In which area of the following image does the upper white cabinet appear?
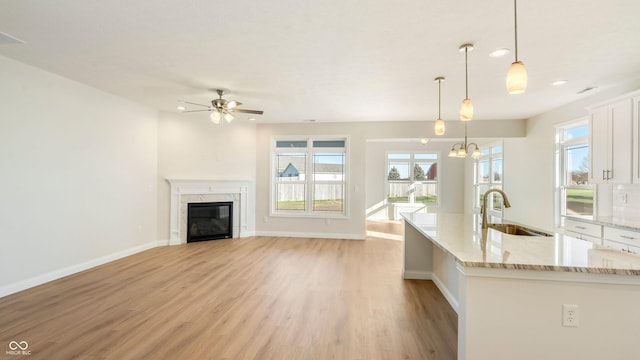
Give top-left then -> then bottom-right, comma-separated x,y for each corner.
589,98 -> 633,184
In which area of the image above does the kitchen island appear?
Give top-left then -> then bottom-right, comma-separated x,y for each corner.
402,212 -> 640,360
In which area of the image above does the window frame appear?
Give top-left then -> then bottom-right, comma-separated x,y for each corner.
555,119 -> 594,226
271,136 -> 349,218
473,142 -> 504,219
385,151 -> 440,205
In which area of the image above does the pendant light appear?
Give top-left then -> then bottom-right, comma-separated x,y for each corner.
506,0 -> 527,94
434,76 -> 446,135
459,43 -> 474,121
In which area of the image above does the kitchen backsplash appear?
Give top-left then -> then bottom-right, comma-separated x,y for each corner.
611,184 -> 640,217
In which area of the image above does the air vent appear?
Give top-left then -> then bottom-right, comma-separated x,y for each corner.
576,87 -> 596,94
0,31 -> 25,44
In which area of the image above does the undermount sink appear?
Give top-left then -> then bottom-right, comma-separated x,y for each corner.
487,223 -> 553,237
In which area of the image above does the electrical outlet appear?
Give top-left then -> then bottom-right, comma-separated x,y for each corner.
563,304 -> 579,327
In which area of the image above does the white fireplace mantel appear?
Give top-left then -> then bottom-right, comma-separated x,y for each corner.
167,179 -> 254,245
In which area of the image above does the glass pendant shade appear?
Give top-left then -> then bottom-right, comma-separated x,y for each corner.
448,148 -> 457,157
507,61 -> 528,94
434,118 -> 445,136
223,112 -> 234,123
471,146 -> 482,159
460,98 -> 473,121
457,147 -> 467,158
210,111 -> 221,124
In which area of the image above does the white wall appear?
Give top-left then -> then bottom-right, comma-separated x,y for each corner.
156,112 -> 257,241
0,55 -> 158,295
501,80 -> 640,231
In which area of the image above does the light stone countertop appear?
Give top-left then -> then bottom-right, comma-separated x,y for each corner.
402,212 -> 640,276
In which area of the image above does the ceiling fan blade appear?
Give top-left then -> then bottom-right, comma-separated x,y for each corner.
181,109 -> 212,113
226,100 -> 242,109
229,109 -> 264,115
180,101 -> 210,108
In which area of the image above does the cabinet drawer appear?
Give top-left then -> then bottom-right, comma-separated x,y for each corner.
564,219 -> 602,238
628,245 -> 640,255
603,227 -> 640,247
565,230 -> 602,245
603,239 -> 628,252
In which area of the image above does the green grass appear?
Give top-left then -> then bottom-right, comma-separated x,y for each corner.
388,195 -> 437,203
276,199 -> 344,211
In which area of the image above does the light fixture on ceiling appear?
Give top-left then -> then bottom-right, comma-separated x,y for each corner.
551,80 -> 568,86
459,43 -> 474,121
448,123 -> 482,159
434,76 -> 446,135
489,48 -> 510,58
506,0 -> 527,94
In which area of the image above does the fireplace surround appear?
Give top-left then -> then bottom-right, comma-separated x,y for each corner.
167,179 -> 254,245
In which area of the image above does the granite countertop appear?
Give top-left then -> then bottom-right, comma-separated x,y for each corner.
402,212 -> 640,276
568,215 -> 640,232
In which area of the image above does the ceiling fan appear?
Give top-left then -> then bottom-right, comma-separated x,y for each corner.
179,89 -> 264,124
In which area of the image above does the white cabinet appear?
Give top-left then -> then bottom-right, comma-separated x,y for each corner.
589,98 -> 633,184
603,226 -> 640,255
565,218 -> 602,238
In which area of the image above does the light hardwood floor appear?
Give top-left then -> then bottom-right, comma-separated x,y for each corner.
0,228 -> 457,359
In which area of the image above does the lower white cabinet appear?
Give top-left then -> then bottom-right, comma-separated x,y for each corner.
564,218 -> 640,253
565,218 -> 602,238
603,226 -> 640,254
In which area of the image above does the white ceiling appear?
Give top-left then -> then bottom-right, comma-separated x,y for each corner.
1,0 -> 639,124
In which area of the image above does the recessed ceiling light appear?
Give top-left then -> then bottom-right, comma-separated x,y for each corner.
489,48 -> 510,58
551,80 -> 568,86
176,106 -> 185,111
248,118 -> 256,121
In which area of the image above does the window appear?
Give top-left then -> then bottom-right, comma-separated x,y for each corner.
386,152 -> 438,204
556,121 -> 593,220
273,138 -> 347,216
473,143 -> 503,213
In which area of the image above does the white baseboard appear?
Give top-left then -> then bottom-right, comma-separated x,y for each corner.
254,231 -> 365,240
403,269 -> 432,280
431,273 -> 459,313
0,241 -> 166,298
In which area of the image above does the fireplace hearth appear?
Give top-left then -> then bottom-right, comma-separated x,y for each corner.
187,202 -> 233,242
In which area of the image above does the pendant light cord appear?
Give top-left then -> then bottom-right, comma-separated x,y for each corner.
514,0 -> 519,61
464,47 -> 469,99
438,79 -> 442,118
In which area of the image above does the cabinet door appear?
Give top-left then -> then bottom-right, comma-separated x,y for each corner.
589,105 -> 610,184
609,99 -> 633,184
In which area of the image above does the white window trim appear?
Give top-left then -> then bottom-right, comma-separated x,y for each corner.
385,151 -> 440,206
473,141 -> 504,219
555,118 -> 594,227
270,135 -> 350,219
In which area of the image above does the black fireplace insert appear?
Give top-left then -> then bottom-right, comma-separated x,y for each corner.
187,202 -> 233,242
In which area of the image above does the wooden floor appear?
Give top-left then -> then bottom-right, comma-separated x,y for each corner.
0,225 -> 457,359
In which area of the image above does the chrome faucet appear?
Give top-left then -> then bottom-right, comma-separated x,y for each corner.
481,189 -> 512,230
